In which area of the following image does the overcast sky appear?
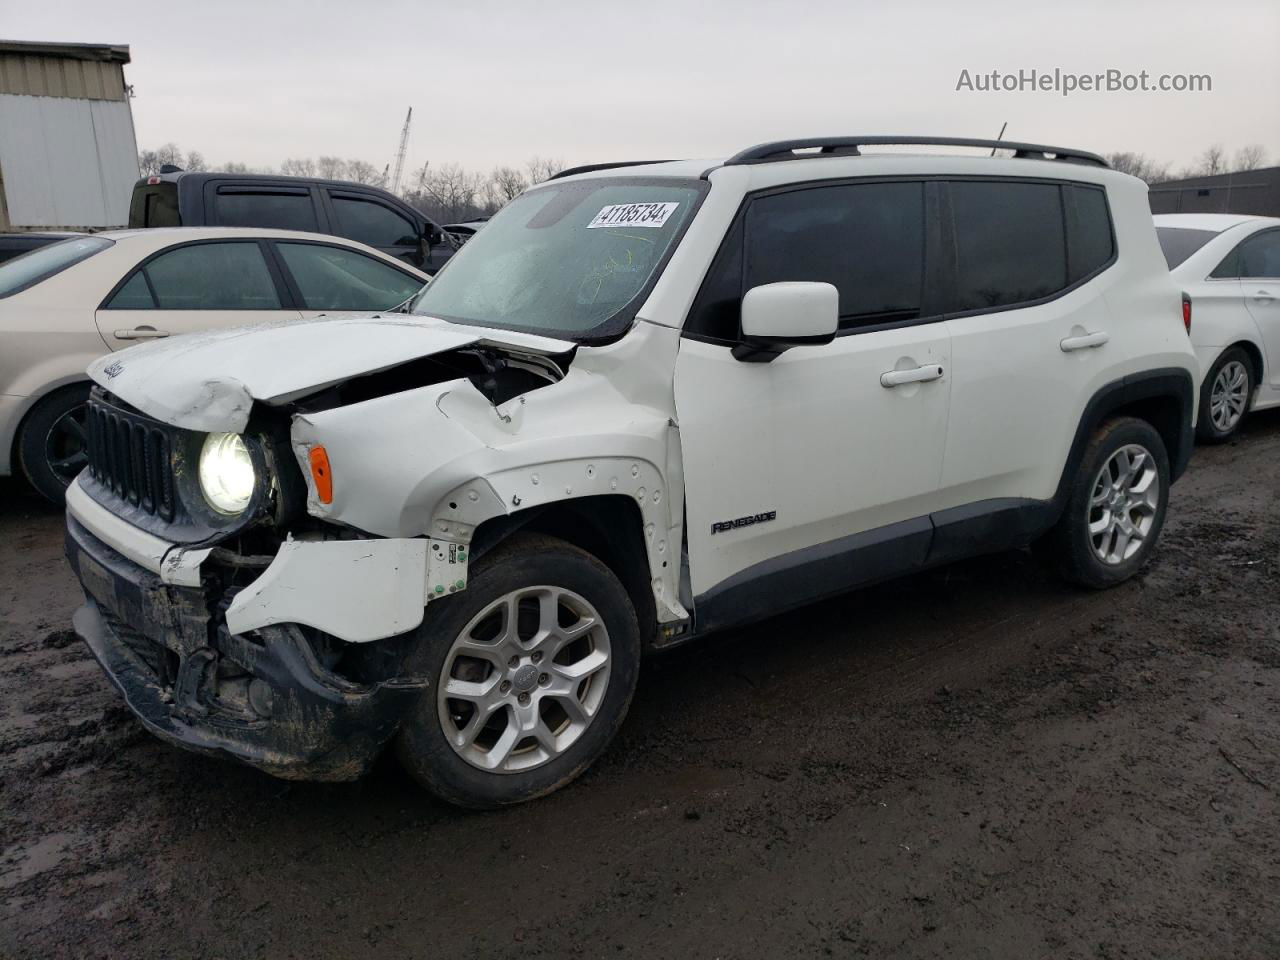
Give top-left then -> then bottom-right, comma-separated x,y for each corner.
4,0 -> 1278,175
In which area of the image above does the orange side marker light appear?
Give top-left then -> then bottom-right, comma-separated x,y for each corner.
308,446 -> 333,504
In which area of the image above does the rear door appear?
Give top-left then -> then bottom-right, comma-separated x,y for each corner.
936,179 -> 1116,511
1235,228 -> 1280,386
96,239 -> 300,348
269,240 -> 428,317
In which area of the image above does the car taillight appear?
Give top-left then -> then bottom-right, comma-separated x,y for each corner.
1182,293 -> 1192,334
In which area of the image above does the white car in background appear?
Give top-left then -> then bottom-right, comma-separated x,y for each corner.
0,228 -> 429,501
1155,214 -> 1280,441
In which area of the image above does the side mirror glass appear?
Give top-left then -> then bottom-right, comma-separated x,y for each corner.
734,281 -> 839,362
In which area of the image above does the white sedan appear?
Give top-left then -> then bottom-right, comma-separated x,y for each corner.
1156,213 -> 1280,441
0,227 -> 429,501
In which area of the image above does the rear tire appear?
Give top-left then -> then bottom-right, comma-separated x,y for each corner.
17,384 -> 92,505
1196,346 -> 1253,443
1041,416 -> 1170,589
396,533 -> 642,809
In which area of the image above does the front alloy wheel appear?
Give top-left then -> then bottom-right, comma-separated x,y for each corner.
397,533 -> 641,808
439,585 -> 612,773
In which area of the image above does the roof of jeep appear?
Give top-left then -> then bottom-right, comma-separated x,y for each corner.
549,137 -> 1116,185
549,154 -> 1126,187
1152,213 -> 1277,232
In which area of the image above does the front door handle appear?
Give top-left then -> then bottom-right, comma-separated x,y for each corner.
1060,331 -> 1109,352
880,364 -> 944,388
1253,290 -> 1276,303
114,326 -> 170,340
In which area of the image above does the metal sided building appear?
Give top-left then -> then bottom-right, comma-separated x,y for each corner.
1148,166 -> 1280,217
0,40 -> 139,231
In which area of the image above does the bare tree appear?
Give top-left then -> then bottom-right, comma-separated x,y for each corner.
408,162 -> 487,223
486,165 -> 528,206
137,149 -> 161,176
280,157 -> 317,177
1104,152 -> 1171,183
1234,144 -> 1268,171
183,150 -> 207,172
345,159 -> 386,187
1194,144 -> 1227,176
525,156 -> 565,184
138,143 -> 186,175
316,156 -> 348,180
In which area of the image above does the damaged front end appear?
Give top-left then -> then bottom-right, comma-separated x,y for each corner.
65,336 -> 565,780
65,386 -> 439,779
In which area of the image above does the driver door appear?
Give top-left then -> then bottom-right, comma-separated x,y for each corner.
674,180 -> 952,626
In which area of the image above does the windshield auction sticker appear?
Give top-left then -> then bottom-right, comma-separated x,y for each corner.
587,202 -> 680,229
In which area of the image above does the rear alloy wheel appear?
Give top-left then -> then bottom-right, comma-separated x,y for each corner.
1087,444 -> 1161,566
17,384 -> 92,504
397,533 -> 641,808
1197,347 -> 1253,443
1041,416 -> 1170,589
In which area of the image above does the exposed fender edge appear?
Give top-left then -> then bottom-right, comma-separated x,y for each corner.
430,455 -> 689,624
226,537 -> 435,643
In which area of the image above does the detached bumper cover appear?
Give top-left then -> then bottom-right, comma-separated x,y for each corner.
66,516 -> 426,781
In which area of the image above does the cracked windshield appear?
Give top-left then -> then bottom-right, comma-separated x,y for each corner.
412,180 -> 703,337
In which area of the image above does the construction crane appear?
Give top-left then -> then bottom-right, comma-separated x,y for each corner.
388,107 -> 412,194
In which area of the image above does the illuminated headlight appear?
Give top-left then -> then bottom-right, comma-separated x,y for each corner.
198,432 -> 256,515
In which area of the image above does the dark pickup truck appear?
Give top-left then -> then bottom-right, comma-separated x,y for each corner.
129,171 -> 456,273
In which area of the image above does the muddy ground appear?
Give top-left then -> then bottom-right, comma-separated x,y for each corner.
2,412 -> 1278,960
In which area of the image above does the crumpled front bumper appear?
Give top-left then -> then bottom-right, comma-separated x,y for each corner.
66,515 -> 427,781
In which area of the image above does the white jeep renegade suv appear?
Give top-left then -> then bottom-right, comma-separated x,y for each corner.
65,137 -> 1198,807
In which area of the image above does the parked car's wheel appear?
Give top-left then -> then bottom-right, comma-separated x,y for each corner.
17,384 -> 92,504
1197,347 -> 1254,443
1042,416 -> 1170,589
397,533 -> 641,808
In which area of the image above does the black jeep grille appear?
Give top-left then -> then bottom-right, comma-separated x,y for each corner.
86,396 -> 177,521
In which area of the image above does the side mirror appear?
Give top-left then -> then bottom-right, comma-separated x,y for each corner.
733,281 -> 839,362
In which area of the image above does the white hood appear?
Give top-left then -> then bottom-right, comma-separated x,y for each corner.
87,314 -> 573,432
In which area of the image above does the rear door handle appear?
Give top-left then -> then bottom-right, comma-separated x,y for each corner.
1253,290 -> 1276,303
114,326 -> 170,340
880,364 -> 944,388
1060,331 -> 1109,352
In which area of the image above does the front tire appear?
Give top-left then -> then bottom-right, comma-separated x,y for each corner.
397,533 -> 642,809
17,384 -> 92,504
1197,347 -> 1253,443
1042,416 -> 1170,589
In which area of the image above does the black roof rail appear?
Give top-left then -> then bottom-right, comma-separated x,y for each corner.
724,137 -> 1108,168
547,160 -> 677,180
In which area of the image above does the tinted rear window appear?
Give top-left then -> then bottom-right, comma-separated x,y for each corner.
949,181 -> 1067,312
1157,227 -> 1219,270
0,236 -> 114,299
215,190 -> 319,232
130,183 -> 180,228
